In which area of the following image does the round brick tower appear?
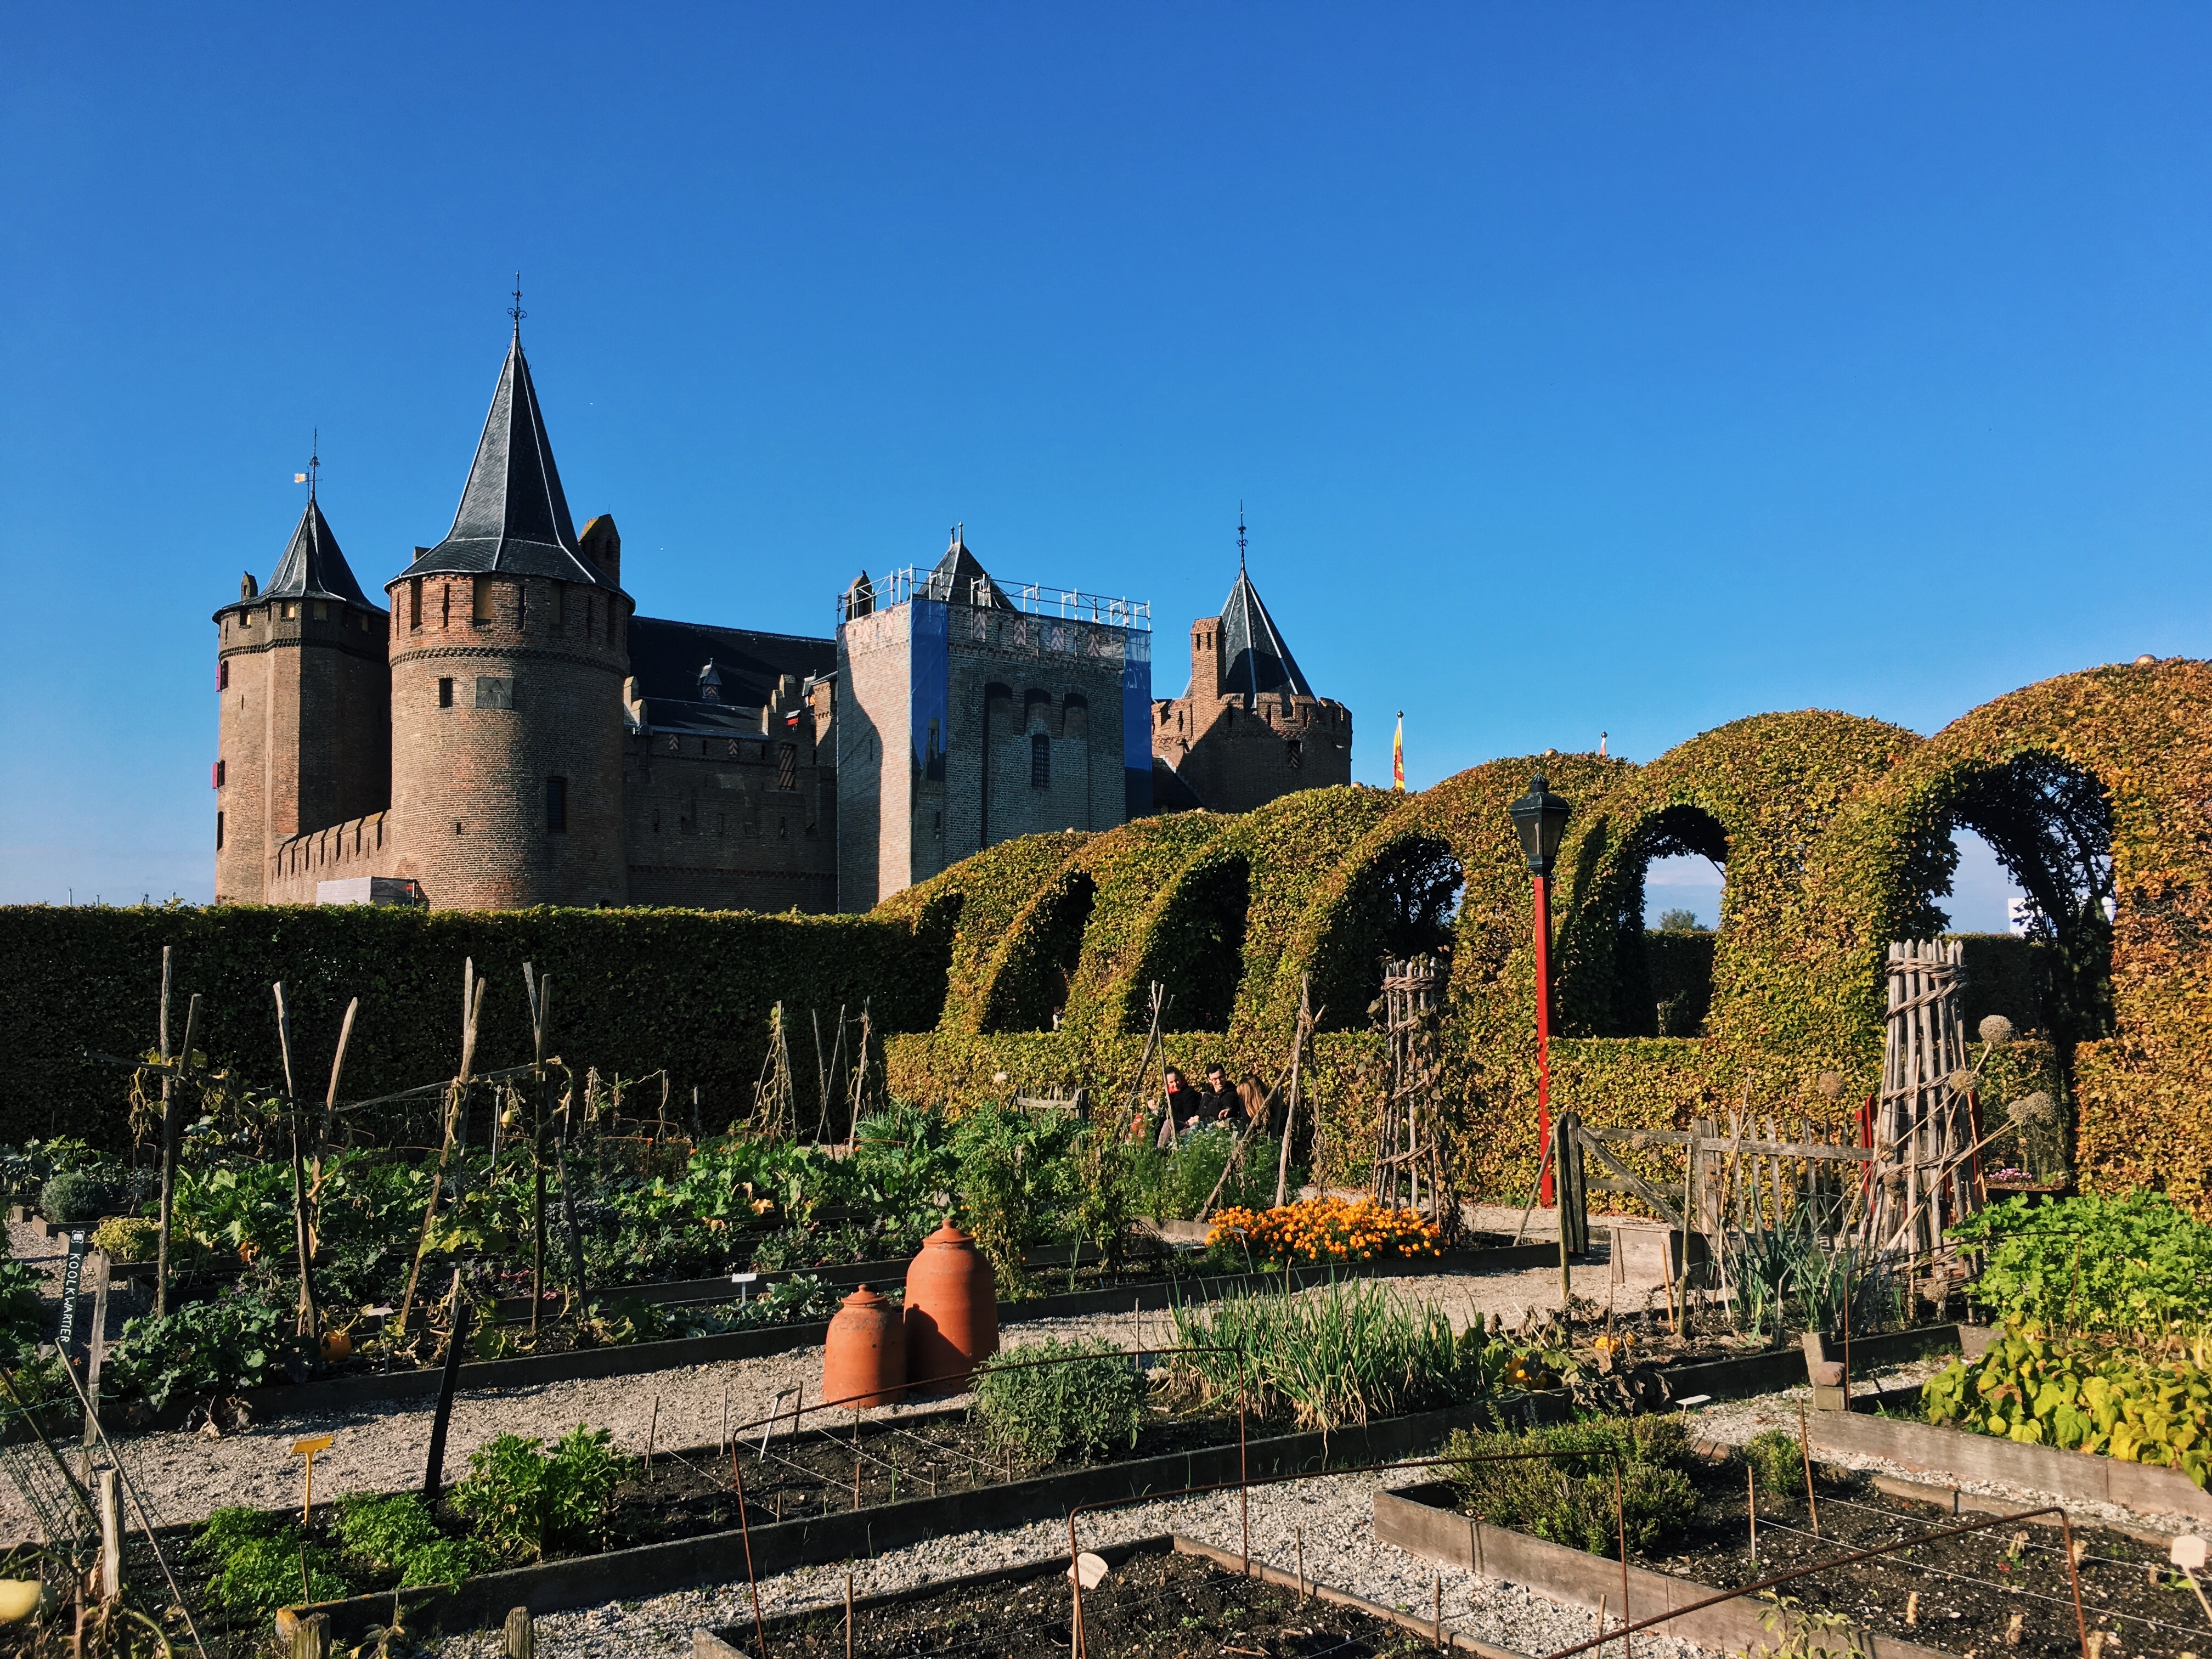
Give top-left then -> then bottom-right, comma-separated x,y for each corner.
384,325 -> 631,909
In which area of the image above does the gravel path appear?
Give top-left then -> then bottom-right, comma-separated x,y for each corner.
6,1247 -> 1681,1533
435,1465 -> 1720,1659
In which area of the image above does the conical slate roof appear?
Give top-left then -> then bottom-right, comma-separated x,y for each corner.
263,495 -> 375,609
397,331 -> 621,592
1219,563 -> 1313,701
923,529 -> 1011,608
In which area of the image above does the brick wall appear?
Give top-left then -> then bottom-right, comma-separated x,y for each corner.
623,723 -> 837,913
264,810 -> 397,904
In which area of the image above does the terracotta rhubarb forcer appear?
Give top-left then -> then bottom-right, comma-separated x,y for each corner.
903,1223 -> 998,1392
823,1285 -> 907,1409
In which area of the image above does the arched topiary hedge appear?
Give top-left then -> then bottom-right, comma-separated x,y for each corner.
879,663 -> 2212,1214
1837,660 -> 2212,1205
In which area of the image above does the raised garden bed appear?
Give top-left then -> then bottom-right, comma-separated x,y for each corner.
696,1533 -> 1528,1659
1807,1404 -> 2212,1528
1379,1459 -> 2209,1659
277,1400 -> 1481,1641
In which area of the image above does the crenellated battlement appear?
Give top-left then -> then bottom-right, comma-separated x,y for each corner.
264,810 -> 396,905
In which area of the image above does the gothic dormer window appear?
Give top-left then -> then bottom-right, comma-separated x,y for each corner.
699,659 -> 723,703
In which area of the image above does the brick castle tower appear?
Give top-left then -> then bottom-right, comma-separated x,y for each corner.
212,472 -> 391,904
1150,530 -> 1351,811
382,321 -> 633,908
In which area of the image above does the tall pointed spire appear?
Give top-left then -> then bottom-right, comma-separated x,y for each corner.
1217,550 -> 1313,703
399,323 -> 622,591
263,489 -> 373,608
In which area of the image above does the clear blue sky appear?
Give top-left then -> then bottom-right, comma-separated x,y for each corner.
6,5 -> 2205,924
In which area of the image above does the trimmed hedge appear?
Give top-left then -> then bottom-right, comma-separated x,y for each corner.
1,904 -> 948,1149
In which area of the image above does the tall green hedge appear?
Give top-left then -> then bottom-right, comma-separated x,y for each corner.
0,904 -> 949,1149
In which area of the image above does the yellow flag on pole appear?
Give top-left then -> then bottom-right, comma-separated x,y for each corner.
1392,712 -> 1405,791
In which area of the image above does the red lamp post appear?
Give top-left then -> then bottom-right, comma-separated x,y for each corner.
1508,776 -> 1573,1207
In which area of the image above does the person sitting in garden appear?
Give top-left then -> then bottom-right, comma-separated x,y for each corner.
1150,1066 -> 1199,1146
1199,1064 -> 1243,1128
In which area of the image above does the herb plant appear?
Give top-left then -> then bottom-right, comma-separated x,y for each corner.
1445,1415 -> 1698,1555
974,1337 -> 1146,1464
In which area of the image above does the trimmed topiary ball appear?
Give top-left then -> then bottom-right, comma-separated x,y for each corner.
40,1169 -> 120,1228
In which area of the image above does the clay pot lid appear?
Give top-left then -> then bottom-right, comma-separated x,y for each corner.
841,1284 -> 887,1307
922,1223 -> 974,1249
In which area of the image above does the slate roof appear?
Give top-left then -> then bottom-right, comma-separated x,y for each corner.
397,331 -> 622,592
1218,564 -> 1314,701
262,496 -> 377,610
628,616 -> 836,710
922,532 -> 1011,608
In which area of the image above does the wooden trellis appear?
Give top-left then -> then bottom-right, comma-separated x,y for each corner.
1864,938 -> 1981,1267
1369,954 -> 1464,1245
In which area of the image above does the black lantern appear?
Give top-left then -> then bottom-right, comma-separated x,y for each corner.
1508,775 -> 1572,876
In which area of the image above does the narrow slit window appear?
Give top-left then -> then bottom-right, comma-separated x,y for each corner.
1030,732 -> 1051,788
215,810 -> 224,850
438,677 -> 454,708
546,776 -> 568,833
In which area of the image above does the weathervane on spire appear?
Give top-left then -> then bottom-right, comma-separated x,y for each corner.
509,273 -> 526,335
294,428 -> 320,500
1237,501 -> 1248,571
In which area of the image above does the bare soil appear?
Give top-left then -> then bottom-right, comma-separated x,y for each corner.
771,1546 -> 1436,1659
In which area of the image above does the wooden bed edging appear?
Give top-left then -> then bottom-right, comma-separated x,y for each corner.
276,1401 -> 1480,1641
1373,1482 -> 1955,1659
1806,1406 -> 2212,1526
223,1244 -> 1553,1419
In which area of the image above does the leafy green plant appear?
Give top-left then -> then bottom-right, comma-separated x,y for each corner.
1167,1279 -> 1498,1432
91,1216 -> 160,1263
1920,1327 -> 2211,1485
1742,1429 -> 1807,1498
952,1101 -> 1080,1289
331,1493 -> 492,1586
1444,1414 -> 1698,1555
398,1536 -> 492,1587
0,1259 -> 46,1365
974,1338 -> 1145,1465
39,1167 -> 120,1227
451,1425 -> 622,1561
193,1506 -> 352,1617
105,1290 -> 290,1410
331,1493 -> 441,1572
1949,1190 -> 2212,1340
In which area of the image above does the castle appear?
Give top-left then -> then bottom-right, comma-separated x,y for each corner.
212,321 -> 1351,912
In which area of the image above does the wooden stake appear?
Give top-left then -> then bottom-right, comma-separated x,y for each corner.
1747,1464 -> 1757,1564
398,966 -> 483,1336
646,1395 -> 658,1480
503,1607 -> 535,1659
1797,1401 -> 1820,1536
1274,976 -> 1311,1209
97,1468 -> 121,1603
273,983 -> 321,1343
845,1570 -> 854,1659
1296,1527 -> 1305,1603
421,1269 -> 470,1506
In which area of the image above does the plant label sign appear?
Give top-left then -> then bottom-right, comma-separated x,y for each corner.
54,1231 -> 86,1356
